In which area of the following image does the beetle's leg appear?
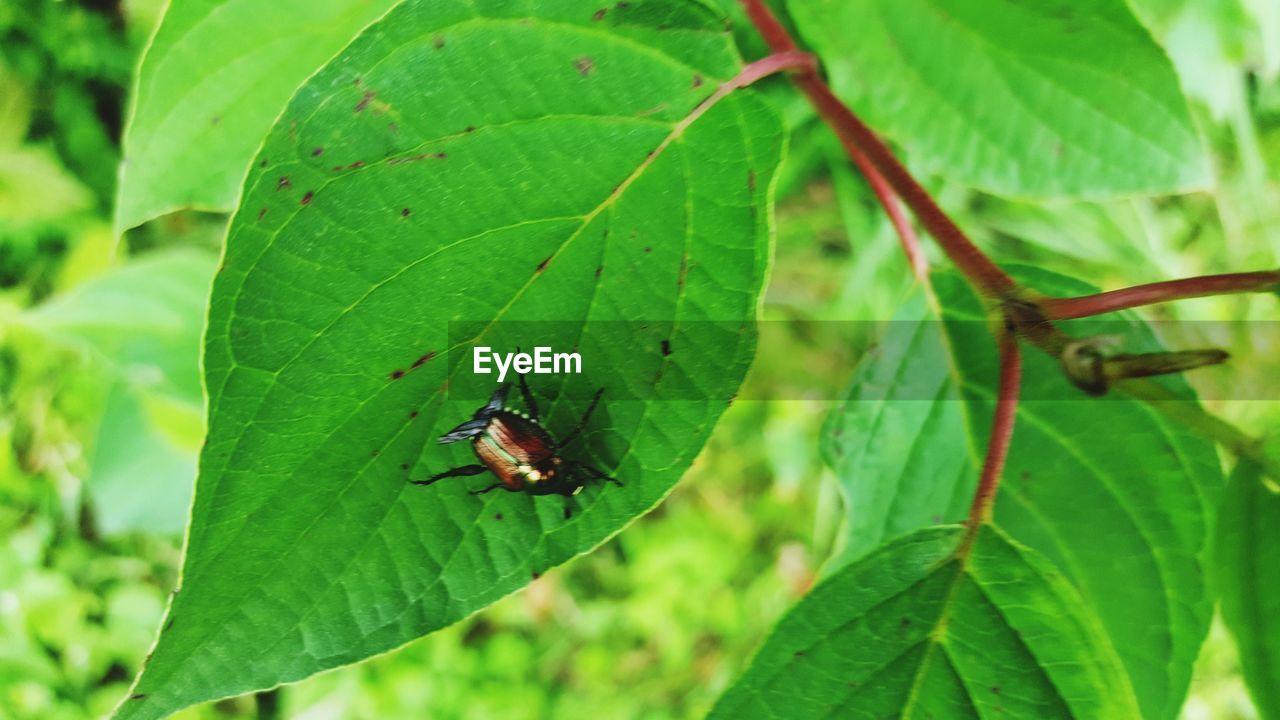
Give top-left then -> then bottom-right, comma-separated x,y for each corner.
478,383 -> 510,416
557,388 -> 605,448
469,482 -> 508,495
438,418 -> 490,444
517,371 -> 540,421
570,460 -> 622,487
409,464 -> 487,486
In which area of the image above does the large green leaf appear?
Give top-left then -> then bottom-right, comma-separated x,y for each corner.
710,525 -> 1141,718
1215,460 -> 1280,719
822,267 -> 1220,718
789,0 -> 1210,199
114,0 -> 400,233
117,1 -> 784,717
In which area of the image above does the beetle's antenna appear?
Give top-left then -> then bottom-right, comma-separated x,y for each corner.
517,371 -> 540,420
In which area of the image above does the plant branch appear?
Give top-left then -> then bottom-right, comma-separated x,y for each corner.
738,0 -> 1014,297
967,329 -> 1022,527
1041,270 -> 1280,319
734,3 -> 1280,492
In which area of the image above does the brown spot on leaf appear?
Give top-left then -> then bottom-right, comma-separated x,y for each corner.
258,158 -> 268,168
371,449 -> 380,457
643,246 -> 652,254
660,339 -> 671,357
388,152 -> 447,165
574,57 -> 595,76
276,176 -> 292,191
130,694 -> 147,700
677,253 -> 688,289
748,170 -> 757,191
401,208 -> 411,217
412,352 -> 437,368
595,265 -> 604,279
388,122 -> 399,133
564,506 -> 573,519
210,115 -> 221,126
592,8 -> 607,20
400,463 -> 409,471
356,90 -> 376,113
301,191 -> 314,206
389,369 -> 406,380
312,147 -> 324,157
257,207 -> 268,222
348,161 -> 365,170
409,410 -> 419,419
692,74 -> 703,89
433,35 -> 446,49
495,513 -> 504,521
536,255 -> 553,272
164,618 -> 175,631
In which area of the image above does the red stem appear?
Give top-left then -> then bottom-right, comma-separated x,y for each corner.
967,330 -> 1022,527
869,161 -> 929,282
738,0 -> 1013,297
1042,270 -> 1280,319
727,50 -> 818,90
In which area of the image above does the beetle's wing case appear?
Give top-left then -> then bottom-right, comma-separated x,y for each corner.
486,412 -> 556,463
473,412 -> 556,489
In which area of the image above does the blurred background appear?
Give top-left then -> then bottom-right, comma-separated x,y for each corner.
1,1 -> 1277,718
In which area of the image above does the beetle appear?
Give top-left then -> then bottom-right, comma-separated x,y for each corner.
410,374 -> 618,496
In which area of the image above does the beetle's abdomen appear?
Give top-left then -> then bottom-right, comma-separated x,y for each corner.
473,412 -> 555,489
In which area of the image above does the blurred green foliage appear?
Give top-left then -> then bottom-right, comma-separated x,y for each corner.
0,0 -> 1277,718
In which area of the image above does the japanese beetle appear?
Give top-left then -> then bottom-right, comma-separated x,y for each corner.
410,375 -> 618,496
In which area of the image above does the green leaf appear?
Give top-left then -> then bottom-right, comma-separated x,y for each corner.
789,0 -> 1210,199
820,293 -> 973,563
0,147 -> 94,228
711,525 -> 1141,718
1215,460 -> 1280,719
822,267 -> 1221,718
86,382 -> 202,536
26,248 -> 215,404
114,0 -> 400,233
117,1 -> 784,717
23,249 -> 217,535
